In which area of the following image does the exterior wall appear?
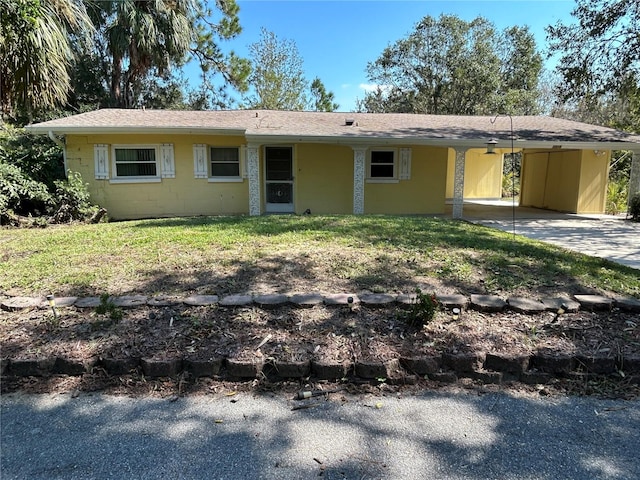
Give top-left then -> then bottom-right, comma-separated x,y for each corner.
520,149 -> 608,213
65,134 -> 249,219
446,148 -> 505,199
463,149 -> 504,198
65,135 -> 452,218
365,145 -> 447,214
545,150 -> 581,212
577,150 -> 610,213
520,152 -> 549,207
295,144 -> 353,214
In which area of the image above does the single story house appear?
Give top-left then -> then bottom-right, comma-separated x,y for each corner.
27,109 -> 640,220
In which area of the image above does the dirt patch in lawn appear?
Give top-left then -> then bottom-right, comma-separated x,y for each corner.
2,302 -> 639,397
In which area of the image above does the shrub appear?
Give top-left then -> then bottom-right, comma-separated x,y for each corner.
407,288 -> 440,327
50,171 -> 98,223
0,125 -> 64,188
606,178 -> 628,215
0,161 -> 52,224
629,192 -> 640,222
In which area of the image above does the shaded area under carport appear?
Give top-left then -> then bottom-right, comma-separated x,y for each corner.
448,200 -> 640,270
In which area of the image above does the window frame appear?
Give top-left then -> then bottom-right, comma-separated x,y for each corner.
208,145 -> 243,183
110,144 -> 161,183
367,148 -> 398,183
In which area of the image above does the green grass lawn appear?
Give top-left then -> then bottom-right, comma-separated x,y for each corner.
1,215 -> 638,298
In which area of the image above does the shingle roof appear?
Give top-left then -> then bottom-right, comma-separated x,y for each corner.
26,108 -> 640,148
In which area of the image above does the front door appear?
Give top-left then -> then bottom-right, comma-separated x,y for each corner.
265,146 -> 294,213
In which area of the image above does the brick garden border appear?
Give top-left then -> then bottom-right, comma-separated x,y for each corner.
2,293 -> 640,385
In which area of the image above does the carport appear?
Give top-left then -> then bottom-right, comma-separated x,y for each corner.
447,116 -> 640,219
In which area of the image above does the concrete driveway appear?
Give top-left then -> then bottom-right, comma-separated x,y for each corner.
458,201 -> 640,270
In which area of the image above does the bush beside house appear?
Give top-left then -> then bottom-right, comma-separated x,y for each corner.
0,126 -> 102,226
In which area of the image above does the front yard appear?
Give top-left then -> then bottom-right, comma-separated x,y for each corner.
1,215 -> 639,397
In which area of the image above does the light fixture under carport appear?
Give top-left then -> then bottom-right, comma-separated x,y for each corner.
485,138 -> 498,155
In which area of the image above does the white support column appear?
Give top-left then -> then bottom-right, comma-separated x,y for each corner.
629,150 -> 640,206
452,147 -> 467,219
352,147 -> 367,214
247,144 -> 261,216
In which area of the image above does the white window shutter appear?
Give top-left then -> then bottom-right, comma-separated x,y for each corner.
193,144 -> 207,178
94,144 -> 109,179
160,144 -> 175,178
399,148 -> 411,180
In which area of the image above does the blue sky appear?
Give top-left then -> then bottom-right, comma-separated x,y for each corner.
204,0 -> 576,111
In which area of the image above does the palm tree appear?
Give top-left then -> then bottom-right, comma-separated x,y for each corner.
0,0 -> 94,120
100,0 -> 195,107
101,0 -> 249,108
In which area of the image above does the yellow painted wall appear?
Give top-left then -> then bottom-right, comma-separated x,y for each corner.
546,151 -> 581,212
577,150 -> 610,213
445,148 -> 506,199
295,144 -> 353,214
520,152 -> 549,207
520,149 -> 608,213
65,134 -> 249,219
365,146 -> 448,214
464,149 -> 504,198
445,149 -> 456,198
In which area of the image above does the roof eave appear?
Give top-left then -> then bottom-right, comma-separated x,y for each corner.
24,126 -> 247,136
24,126 -> 640,151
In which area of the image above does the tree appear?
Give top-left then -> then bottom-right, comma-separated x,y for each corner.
361,15 -> 543,115
245,28 -> 308,110
547,0 -> 639,103
547,0 -> 640,133
0,0 -> 94,120
92,0 -> 249,108
310,77 -> 339,112
496,26 -> 543,115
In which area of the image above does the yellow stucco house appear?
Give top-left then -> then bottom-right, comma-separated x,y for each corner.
27,109 -> 640,220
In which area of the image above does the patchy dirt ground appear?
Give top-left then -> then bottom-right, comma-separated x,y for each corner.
2,301 -> 639,398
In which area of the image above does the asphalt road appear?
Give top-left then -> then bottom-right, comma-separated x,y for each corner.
2,390 -> 639,479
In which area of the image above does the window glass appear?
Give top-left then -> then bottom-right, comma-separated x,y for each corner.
114,148 -> 157,176
211,147 -> 240,177
370,150 -> 395,178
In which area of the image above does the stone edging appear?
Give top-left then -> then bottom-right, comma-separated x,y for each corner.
2,292 -> 640,313
2,292 -> 640,386
2,352 -> 640,386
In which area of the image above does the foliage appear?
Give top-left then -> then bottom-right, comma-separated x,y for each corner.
630,192 -> 640,221
95,294 -> 123,321
359,15 -> 543,115
606,177 -> 628,215
0,160 -> 52,223
0,125 -> 64,187
496,26 -> 544,115
547,0 -> 640,109
0,126 -> 99,223
51,171 -> 98,223
407,288 -> 439,327
310,77 -> 339,112
1,0 -> 251,117
0,0 -> 94,120
245,28 -> 308,110
88,0 -> 249,108
502,152 -> 521,197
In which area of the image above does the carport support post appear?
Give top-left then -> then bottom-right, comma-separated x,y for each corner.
452,147 -> 468,219
247,144 -> 261,216
352,147 -> 366,214
629,150 -> 640,209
